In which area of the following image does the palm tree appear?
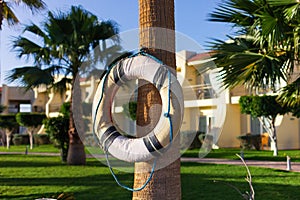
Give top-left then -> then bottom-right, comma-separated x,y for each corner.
0,0 -> 45,29
209,0 -> 300,95
208,0 -> 296,91
7,6 -> 119,165
208,0 -> 300,156
133,0 -> 180,199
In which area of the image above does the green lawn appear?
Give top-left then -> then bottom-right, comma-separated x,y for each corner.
1,144 -> 59,153
0,154 -> 300,200
183,148 -> 300,162
4,145 -> 300,162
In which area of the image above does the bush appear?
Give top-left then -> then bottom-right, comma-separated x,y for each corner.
12,134 -> 22,146
34,134 -> 50,145
237,133 -> 261,150
16,113 -> 46,128
43,116 -> 69,162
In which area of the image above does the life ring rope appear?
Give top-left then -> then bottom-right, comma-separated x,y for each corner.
92,50 -> 180,191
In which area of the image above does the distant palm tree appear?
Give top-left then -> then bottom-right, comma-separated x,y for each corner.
7,6 -> 120,165
0,0 -> 46,29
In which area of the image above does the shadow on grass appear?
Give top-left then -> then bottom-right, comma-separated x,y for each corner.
0,171 -> 133,199
0,192 -> 64,200
181,162 -> 300,200
1,156 -> 300,200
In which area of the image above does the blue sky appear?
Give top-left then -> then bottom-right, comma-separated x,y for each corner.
0,0 -> 232,85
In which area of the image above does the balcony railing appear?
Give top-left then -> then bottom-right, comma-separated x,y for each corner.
183,84 -> 217,101
112,84 -> 217,108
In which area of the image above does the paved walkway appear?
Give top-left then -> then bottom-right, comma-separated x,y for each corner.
1,151 -> 300,172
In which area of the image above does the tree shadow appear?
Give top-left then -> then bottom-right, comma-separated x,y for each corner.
181,162 -> 300,200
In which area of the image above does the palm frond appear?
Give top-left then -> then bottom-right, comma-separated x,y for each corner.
51,77 -> 72,96
2,2 -> 19,26
6,66 -> 54,90
278,76 -> 300,107
13,0 -> 46,12
208,0 -> 262,29
210,36 -> 292,90
24,23 -> 48,39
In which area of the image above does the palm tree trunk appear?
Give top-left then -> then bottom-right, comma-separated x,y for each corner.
67,77 -> 86,165
133,0 -> 181,199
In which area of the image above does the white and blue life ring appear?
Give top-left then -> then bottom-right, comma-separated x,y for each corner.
92,53 -> 184,163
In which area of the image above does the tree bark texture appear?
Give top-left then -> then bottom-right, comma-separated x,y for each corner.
67,77 -> 86,165
133,0 -> 181,199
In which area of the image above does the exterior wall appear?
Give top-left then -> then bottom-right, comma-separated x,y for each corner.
33,92 -> 48,112
217,104 -> 241,148
185,66 -> 197,86
181,107 -> 199,132
277,114 -> 300,149
1,85 -> 34,114
3,50 -> 299,149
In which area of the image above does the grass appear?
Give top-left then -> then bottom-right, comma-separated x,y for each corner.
1,146 -> 300,199
1,144 -> 59,153
183,148 -> 300,162
0,153 -> 300,199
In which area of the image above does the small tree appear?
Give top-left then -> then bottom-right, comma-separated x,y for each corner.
239,95 -> 289,156
43,103 -> 70,162
16,113 -> 46,149
0,114 -> 18,149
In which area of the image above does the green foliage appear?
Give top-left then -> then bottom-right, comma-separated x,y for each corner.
7,6 -> 120,92
209,0 -> 300,107
210,36 -> 291,90
15,113 -> 46,128
43,104 -> 70,162
277,76 -> 300,117
0,114 -> 18,131
122,101 -> 137,120
60,102 -> 71,118
43,116 -> 69,162
0,0 -> 46,29
0,105 -> 6,113
239,95 -> 289,118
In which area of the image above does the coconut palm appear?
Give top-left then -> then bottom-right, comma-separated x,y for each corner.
0,0 -> 45,29
133,0 -> 180,199
6,6 -> 119,165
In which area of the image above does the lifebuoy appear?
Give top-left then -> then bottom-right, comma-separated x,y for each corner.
93,54 -> 184,163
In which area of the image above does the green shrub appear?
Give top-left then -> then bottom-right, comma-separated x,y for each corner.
34,134 -> 51,145
237,134 -> 261,150
122,101 -> 137,120
43,116 -> 69,162
12,134 -> 22,145
0,114 -> 18,131
16,113 -> 46,128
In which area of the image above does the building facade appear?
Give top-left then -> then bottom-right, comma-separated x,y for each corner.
2,50 -> 300,150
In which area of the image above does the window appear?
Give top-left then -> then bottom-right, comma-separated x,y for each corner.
19,104 -> 31,113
